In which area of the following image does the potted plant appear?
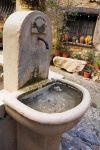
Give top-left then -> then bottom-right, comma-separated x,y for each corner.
55,44 -> 61,56
83,69 -> 91,78
84,50 -> 95,64
72,36 -> 78,43
72,54 -> 82,60
79,36 -> 85,44
83,64 -> 94,78
95,59 -> 100,70
62,46 -> 71,58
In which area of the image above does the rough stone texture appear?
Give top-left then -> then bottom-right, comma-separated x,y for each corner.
0,115 -> 17,150
49,0 -> 100,53
67,45 -> 96,59
59,0 -> 100,9
61,107 -> 100,150
3,11 -> 51,91
53,56 -> 87,73
17,123 -> 61,150
93,15 -> 100,51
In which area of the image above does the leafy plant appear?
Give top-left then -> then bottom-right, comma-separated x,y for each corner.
72,54 -> 82,60
61,45 -> 71,55
84,50 -> 95,64
96,60 -> 100,66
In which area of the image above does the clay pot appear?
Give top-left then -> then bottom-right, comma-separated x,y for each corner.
55,50 -> 61,56
80,36 -> 84,44
64,34 -> 69,41
62,53 -> 69,58
83,71 -> 90,78
96,65 -> 100,70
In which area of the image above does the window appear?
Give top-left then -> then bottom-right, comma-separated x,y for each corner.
64,13 -> 98,46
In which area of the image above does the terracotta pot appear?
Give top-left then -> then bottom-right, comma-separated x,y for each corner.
55,50 -> 61,56
83,71 -> 90,78
64,34 -> 69,41
80,36 -> 84,44
62,53 -> 69,58
96,65 -> 100,70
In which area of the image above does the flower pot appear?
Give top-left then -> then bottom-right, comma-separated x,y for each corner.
83,71 -> 90,78
62,53 -> 69,58
96,65 -> 100,70
55,50 -> 61,56
64,34 -> 69,41
80,36 -> 84,44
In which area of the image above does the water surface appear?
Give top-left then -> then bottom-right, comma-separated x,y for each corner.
20,81 -> 82,113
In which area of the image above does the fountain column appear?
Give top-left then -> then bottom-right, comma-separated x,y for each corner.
3,11 -> 51,91
17,124 -> 61,150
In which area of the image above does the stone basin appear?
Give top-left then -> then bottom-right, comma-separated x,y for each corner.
2,10 -> 91,150
4,79 -> 91,150
19,80 -> 82,114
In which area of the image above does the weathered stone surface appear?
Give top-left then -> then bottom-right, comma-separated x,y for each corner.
93,16 -> 100,51
53,56 -> 87,73
61,107 -> 100,150
0,115 -> 17,150
3,11 -> 51,91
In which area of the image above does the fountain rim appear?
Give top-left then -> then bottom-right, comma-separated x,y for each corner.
4,79 -> 91,125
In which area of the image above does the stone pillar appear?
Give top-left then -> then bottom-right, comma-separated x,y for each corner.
93,14 -> 100,51
3,11 -> 52,91
17,124 -> 61,150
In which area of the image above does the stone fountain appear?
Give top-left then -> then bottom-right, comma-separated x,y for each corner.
0,11 -> 91,150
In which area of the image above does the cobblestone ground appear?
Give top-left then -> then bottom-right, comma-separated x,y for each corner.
61,107 -> 100,150
50,66 -> 100,150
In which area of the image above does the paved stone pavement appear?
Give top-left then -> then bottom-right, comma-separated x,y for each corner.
50,66 -> 100,150
61,107 -> 100,150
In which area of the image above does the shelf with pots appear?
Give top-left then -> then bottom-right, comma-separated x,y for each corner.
62,35 -> 93,48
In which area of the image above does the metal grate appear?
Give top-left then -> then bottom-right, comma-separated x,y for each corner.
0,0 -> 15,19
66,13 -> 97,39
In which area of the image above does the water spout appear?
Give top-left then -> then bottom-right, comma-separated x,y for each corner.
38,37 -> 49,50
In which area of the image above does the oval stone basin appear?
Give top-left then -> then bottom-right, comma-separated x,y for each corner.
19,81 -> 82,113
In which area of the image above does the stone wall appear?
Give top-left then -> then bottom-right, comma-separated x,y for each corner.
58,0 -> 100,9
49,0 -> 100,54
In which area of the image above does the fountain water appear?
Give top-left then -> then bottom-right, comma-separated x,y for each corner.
0,11 -> 91,150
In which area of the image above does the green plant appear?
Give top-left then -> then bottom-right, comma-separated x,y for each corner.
96,59 -> 100,66
84,64 -> 95,74
61,45 -> 71,55
95,53 -> 100,67
84,50 -> 95,64
72,54 -> 82,60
